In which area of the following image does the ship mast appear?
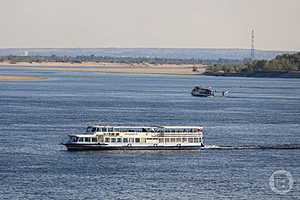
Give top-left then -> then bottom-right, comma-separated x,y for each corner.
251,29 -> 255,60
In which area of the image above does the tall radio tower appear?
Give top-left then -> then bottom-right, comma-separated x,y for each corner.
251,29 -> 255,60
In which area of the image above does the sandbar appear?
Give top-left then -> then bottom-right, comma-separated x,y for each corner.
0,75 -> 48,81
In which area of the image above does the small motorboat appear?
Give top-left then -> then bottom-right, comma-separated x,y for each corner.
191,86 -> 229,97
191,86 -> 214,97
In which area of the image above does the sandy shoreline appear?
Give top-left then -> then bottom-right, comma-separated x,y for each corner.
0,62 -> 206,75
0,75 -> 48,81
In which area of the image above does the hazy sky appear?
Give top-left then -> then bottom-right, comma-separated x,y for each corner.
1,0 -> 299,50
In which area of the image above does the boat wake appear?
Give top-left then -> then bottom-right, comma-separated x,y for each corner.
203,144 -> 300,150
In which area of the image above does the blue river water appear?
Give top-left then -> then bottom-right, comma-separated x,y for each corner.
0,68 -> 299,199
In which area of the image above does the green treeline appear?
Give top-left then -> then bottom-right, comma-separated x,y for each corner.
206,52 -> 300,74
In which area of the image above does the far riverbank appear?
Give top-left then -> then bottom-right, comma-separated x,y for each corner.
204,71 -> 300,78
0,62 -> 205,76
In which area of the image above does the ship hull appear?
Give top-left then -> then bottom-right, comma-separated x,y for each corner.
191,93 -> 212,97
63,143 -> 204,151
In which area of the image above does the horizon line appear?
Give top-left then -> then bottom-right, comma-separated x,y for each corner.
0,47 -> 297,52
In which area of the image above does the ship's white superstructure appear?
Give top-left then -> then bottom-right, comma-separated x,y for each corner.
63,125 -> 204,151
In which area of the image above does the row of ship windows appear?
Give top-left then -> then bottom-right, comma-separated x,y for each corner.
76,137 -> 202,143
98,133 -> 201,137
106,133 -> 201,137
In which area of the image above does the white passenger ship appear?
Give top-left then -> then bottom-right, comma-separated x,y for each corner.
63,125 -> 204,151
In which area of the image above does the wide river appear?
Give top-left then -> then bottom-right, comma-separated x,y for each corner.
0,68 -> 299,199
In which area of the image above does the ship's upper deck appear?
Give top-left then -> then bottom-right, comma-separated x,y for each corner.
85,125 -> 203,134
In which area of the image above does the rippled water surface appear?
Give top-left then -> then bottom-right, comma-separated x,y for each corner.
0,68 -> 299,199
